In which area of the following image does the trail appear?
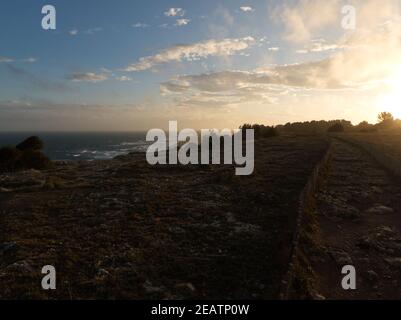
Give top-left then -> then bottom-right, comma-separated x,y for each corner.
311,138 -> 401,299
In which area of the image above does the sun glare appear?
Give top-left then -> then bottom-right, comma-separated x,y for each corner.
377,66 -> 401,120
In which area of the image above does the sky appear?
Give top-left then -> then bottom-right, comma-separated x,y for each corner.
1,0 -> 401,131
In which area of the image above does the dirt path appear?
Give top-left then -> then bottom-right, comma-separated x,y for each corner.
311,139 -> 401,299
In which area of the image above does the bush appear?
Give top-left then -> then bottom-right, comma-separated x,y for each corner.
16,136 -> 44,151
327,123 -> 344,133
0,147 -> 22,171
240,124 -> 278,139
18,150 -> 53,170
0,137 -> 52,172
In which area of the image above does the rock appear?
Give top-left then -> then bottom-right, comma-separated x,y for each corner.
377,226 -> 394,235
330,249 -> 353,266
0,241 -> 18,255
5,260 -> 34,274
356,238 -> 372,250
143,280 -> 164,294
168,226 -> 186,235
175,282 -> 196,293
313,293 -> 326,300
96,268 -> 110,280
232,223 -> 262,236
371,186 -> 383,194
367,205 -> 394,215
385,258 -> 401,269
365,270 -> 379,283
225,212 -> 237,224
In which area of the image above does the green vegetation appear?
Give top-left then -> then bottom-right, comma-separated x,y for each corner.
240,124 -> 278,139
0,136 -> 52,172
244,112 -> 401,136
327,123 -> 344,133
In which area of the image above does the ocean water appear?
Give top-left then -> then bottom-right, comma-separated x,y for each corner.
0,132 -> 150,160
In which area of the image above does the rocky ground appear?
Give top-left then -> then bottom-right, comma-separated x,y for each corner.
345,128 -> 401,161
310,139 -> 401,299
0,135 -> 328,300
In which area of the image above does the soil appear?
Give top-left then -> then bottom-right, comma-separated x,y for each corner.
0,135 -> 329,300
311,138 -> 401,299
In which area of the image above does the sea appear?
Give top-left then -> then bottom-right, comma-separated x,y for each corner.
0,132 -> 150,161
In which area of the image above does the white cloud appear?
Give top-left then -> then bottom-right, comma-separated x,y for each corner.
69,29 -> 78,36
68,72 -> 108,83
161,19 -> 401,109
84,27 -> 102,35
123,37 -> 256,72
22,57 -> 37,63
272,0 -> 341,43
0,57 -> 14,63
273,0 -> 401,43
132,22 -> 149,28
296,38 -> 343,53
175,19 -> 190,26
115,76 -> 132,81
240,6 -> 254,13
164,8 -> 185,17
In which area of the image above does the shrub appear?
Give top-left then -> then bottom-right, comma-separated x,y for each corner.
327,123 -> 344,133
16,136 -> 44,151
239,124 -> 278,139
0,147 -> 22,171
0,137 -> 52,172
18,150 -> 52,170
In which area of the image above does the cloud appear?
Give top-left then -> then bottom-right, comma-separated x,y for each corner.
132,22 -> 149,28
22,57 -> 37,63
164,8 -> 185,17
0,99 -> 150,131
0,56 -> 36,63
240,6 -> 254,13
161,72 -> 281,109
0,56 -> 14,63
6,64 -> 70,91
272,0 -> 341,43
175,19 -> 190,26
161,19 -> 401,108
115,76 -> 132,81
69,29 -> 78,36
68,72 -> 108,83
272,0 -> 401,43
84,27 -> 102,35
123,37 -> 255,72
296,38 -> 343,53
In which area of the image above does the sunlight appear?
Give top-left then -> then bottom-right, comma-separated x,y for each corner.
377,65 -> 401,119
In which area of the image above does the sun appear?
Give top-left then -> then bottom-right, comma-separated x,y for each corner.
377,66 -> 401,120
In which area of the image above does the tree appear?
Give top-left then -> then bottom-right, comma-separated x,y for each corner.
327,123 -> 344,133
16,136 -> 44,151
378,112 -> 394,123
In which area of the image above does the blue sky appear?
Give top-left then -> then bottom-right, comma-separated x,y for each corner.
0,0 -> 284,103
1,0 -> 400,130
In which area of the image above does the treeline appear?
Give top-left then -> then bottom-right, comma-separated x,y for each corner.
239,124 -> 278,139
240,112 -> 401,138
277,120 -> 353,134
